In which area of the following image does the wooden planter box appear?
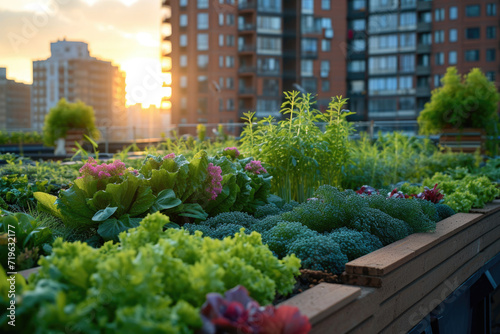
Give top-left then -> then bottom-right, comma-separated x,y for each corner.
64,129 -> 86,153
439,128 -> 486,154
281,200 -> 500,333
20,201 -> 500,333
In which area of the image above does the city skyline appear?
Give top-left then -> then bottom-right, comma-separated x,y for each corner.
0,0 -> 164,107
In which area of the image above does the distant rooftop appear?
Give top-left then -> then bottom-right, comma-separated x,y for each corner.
49,39 -> 92,60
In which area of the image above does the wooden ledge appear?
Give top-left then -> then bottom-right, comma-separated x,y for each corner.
345,213 -> 483,276
469,200 -> 500,215
279,283 -> 362,325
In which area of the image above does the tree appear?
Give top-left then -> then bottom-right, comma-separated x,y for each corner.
43,99 -> 100,146
418,67 -> 500,135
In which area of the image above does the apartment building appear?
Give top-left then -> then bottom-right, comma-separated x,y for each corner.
161,0 -> 347,131
0,68 -> 31,130
32,40 -> 127,132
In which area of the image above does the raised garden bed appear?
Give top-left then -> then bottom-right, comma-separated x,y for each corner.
279,200 -> 500,333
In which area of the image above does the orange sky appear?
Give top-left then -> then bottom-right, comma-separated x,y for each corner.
0,0 -> 165,107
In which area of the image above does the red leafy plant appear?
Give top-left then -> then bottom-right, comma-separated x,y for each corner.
356,185 -> 379,196
413,184 -> 444,204
200,285 -> 311,334
387,188 -> 410,199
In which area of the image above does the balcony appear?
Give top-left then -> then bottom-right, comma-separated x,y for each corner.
238,66 -> 257,74
416,86 -> 431,97
239,87 -> 256,95
238,45 -> 256,52
238,1 -> 256,10
238,23 -> 256,32
416,44 -> 431,54
416,65 -> 431,75
257,68 -> 280,76
416,1 -> 432,11
301,50 -> 318,59
347,72 -> 366,80
417,22 -> 432,32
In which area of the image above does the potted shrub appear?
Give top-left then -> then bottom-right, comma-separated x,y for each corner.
418,67 -> 500,153
43,98 -> 100,155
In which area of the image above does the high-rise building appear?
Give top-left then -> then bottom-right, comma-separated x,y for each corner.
162,0 -> 499,130
0,68 -> 31,130
161,0 -> 347,132
32,40 -> 126,132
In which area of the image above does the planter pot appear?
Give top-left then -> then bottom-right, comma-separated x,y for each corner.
280,200 -> 500,333
439,128 -> 486,154
54,138 -> 66,156
64,129 -> 85,153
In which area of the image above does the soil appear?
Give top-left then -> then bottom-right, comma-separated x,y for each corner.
273,269 -> 341,305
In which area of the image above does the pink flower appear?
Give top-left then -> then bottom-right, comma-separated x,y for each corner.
223,147 -> 240,159
163,153 -> 176,160
205,163 -> 223,201
245,161 -> 267,175
78,158 -> 127,180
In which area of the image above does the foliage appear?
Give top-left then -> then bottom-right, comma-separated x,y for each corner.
1,213 -> 300,333
0,211 -> 53,271
262,222 -> 318,258
0,131 -> 42,145
196,211 -> 259,229
240,92 -> 355,203
280,199 -> 346,233
418,67 -> 500,134
200,285 -> 311,334
328,227 -> 383,261
197,123 -> 207,142
43,98 -> 100,146
435,204 -> 456,221
287,235 -> 348,274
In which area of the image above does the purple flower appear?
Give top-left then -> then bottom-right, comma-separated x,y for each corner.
245,161 -> 267,175
78,158 -> 127,180
223,147 -> 240,159
163,153 -> 176,160
205,163 -> 223,201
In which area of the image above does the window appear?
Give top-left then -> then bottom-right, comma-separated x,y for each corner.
321,0 -> 330,10
348,60 -> 365,72
368,99 -> 397,114
197,34 -> 208,50
434,74 -> 443,88
180,34 -> 187,47
302,0 -> 314,13
180,0 -> 187,7
369,35 -> 397,53
219,56 -> 224,68
226,99 -> 234,111
487,26 -> 497,39
434,8 -> 445,21
487,4 -> 497,16
320,60 -> 330,78
197,55 -> 209,69
302,38 -> 318,55
399,76 -> 413,90
447,51 -> 457,65
180,76 -> 187,88
419,11 -> 432,23
219,34 -> 224,47
449,29 -> 458,42
400,54 -> 415,72
226,77 -> 234,89
465,50 -> 480,62
301,78 -> 317,94
400,33 -> 416,48
180,55 -> 187,67
351,19 -> 366,31
226,14 -> 235,25
449,6 -> 458,20
487,49 -> 496,62
420,33 -> 432,45
435,52 -> 445,65
301,60 -> 313,76
225,56 -> 234,67
198,98 -> 207,115
197,0 -> 208,8
181,97 -> 187,109
219,13 -> 224,26
368,77 -> 398,94
180,14 -> 188,27
466,5 -> 480,17
486,71 -> 496,82
466,28 -> 480,39
226,35 -> 235,46
257,16 -> 281,32
352,39 -> 366,52
400,12 -> 417,28
434,30 -> 444,43
321,40 -> 331,52
257,37 -> 281,54
399,97 -> 415,111
219,99 -> 223,112
418,54 -> 430,66
369,14 -> 398,33
197,13 -> 209,30
322,80 -> 330,92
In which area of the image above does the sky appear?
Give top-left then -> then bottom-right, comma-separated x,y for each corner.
0,0 -> 165,107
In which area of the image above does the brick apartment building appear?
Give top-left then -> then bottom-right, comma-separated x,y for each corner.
32,40 -> 127,133
0,68 -> 31,130
161,0 -> 499,130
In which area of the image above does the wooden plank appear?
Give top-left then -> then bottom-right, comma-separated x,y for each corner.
469,201 -> 500,215
345,213 -> 483,276
279,283 -> 361,325
311,287 -> 379,334
343,212 -> 500,289
380,238 -> 500,334
19,266 -> 40,280
362,223 -> 500,333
